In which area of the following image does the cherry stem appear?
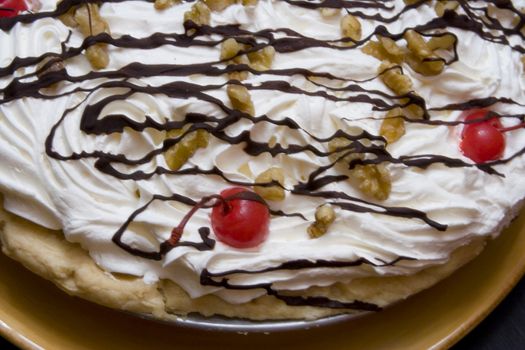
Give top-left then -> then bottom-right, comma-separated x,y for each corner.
498,122 -> 525,133
168,194 -> 230,245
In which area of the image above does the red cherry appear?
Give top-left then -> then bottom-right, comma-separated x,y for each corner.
211,187 -> 270,249
460,110 -> 505,163
0,0 -> 28,18
461,109 -> 502,135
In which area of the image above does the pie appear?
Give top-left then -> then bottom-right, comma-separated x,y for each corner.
0,0 -> 524,321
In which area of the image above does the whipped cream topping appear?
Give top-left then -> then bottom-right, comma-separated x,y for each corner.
1,0 -> 525,305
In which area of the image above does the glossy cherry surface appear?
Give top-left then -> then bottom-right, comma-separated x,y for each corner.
460,110 -> 505,164
211,187 -> 269,249
0,0 -> 28,18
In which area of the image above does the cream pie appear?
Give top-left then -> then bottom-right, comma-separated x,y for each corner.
0,0 -> 524,321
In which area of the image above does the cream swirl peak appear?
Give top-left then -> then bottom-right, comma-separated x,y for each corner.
0,0 -> 525,310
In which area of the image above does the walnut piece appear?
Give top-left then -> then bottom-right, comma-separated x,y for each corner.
164,127 -> 210,171
220,38 -> 250,80
227,84 -> 255,116
154,0 -> 181,10
328,137 -> 363,164
254,167 -> 285,201
427,33 -> 456,51
380,108 -> 406,144
404,30 -> 445,76
379,62 -> 425,118
203,0 -> 235,12
404,30 -> 433,60
435,1 -> 459,17
221,38 -> 243,60
248,46 -> 275,71
378,61 -> 413,96
184,1 -> 211,26
58,3 -> 78,27
74,4 -> 110,69
362,36 -> 406,64
340,14 -> 362,44
350,164 -> 391,201
307,204 -> 336,239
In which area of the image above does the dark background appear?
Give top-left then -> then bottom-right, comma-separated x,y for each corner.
0,275 -> 524,349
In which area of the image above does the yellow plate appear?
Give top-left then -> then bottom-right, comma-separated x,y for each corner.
1,210 -> 524,350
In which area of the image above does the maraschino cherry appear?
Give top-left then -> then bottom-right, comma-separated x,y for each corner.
0,0 -> 28,18
460,109 -> 525,163
211,187 -> 269,249
460,109 -> 505,164
167,187 -> 270,249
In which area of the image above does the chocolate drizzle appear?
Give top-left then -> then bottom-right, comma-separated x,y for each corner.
1,0 -> 525,311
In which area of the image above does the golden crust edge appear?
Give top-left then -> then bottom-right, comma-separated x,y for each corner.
0,205 -> 485,321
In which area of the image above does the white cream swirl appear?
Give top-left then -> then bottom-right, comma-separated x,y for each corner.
1,0 -> 525,305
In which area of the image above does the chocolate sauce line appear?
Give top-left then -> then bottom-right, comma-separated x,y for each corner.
200,269 -> 381,311
205,256 -> 415,277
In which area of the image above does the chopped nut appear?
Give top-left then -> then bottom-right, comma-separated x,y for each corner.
220,38 -> 250,80
74,4 -> 110,69
350,164 -> 391,201
362,41 -> 397,64
405,53 -> 445,76
58,3 -> 78,27
315,204 -> 335,225
328,137 -> 363,164
362,38 -> 405,64
164,126 -> 210,170
427,33 -> 456,51
405,102 -> 425,119
227,84 -> 255,116
380,108 -> 405,144
227,70 -> 249,81
404,30 -> 445,76
254,167 -> 285,201
74,4 -> 109,37
86,45 -> 109,70
203,0 -> 235,12
307,204 -> 336,239
247,45 -> 275,71
378,62 -> 426,118
404,30 -> 433,60
340,14 -> 361,43
379,36 -> 405,59
184,1 -> 211,26
307,223 -> 326,239
154,0 -> 180,10
435,1 -> 459,17
221,38 -> 243,60
378,61 -> 413,96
